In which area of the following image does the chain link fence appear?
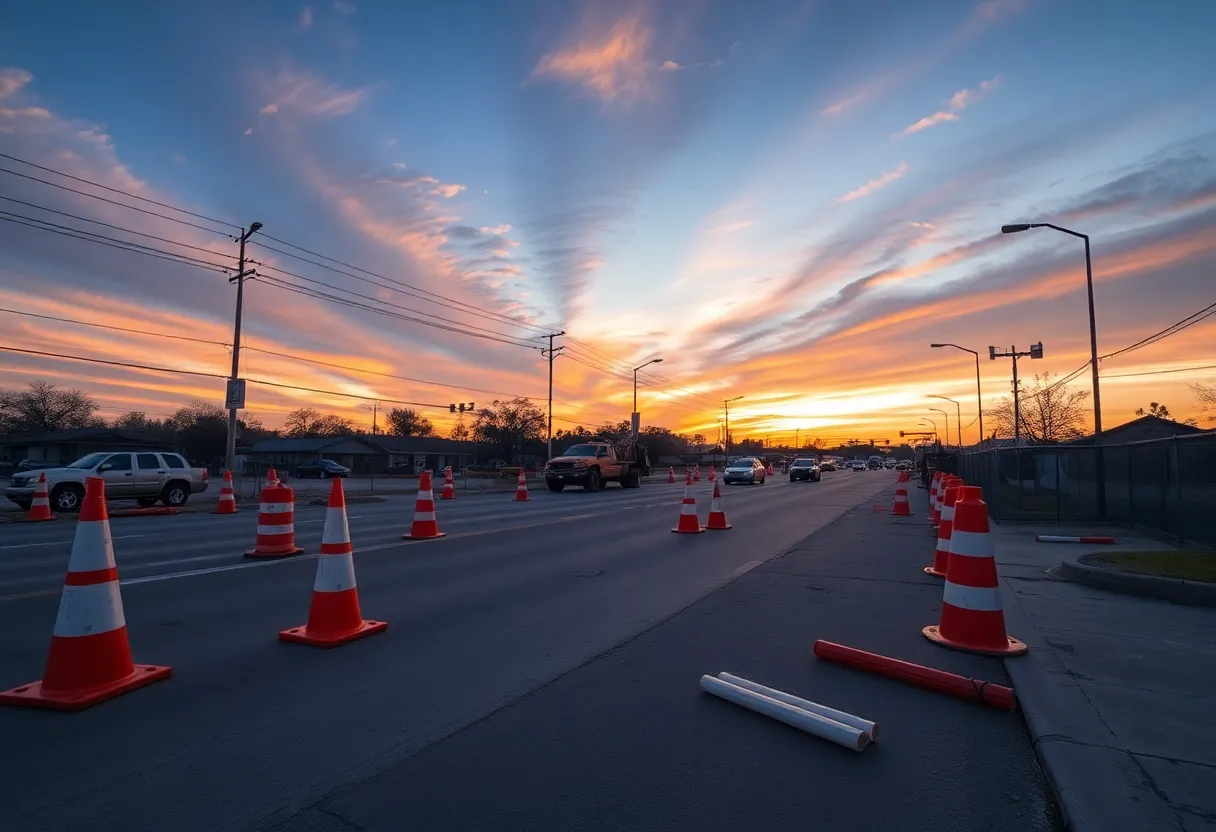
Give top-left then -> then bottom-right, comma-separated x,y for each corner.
956,432 -> 1216,546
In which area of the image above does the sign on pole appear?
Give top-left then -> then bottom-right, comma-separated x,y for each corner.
225,378 -> 247,410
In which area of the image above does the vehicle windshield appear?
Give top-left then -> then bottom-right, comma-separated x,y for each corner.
562,445 -> 602,457
68,452 -> 111,469
792,459 -> 816,467
728,458 -> 755,468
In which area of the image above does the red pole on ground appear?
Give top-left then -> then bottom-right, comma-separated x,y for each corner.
812,639 -> 1016,712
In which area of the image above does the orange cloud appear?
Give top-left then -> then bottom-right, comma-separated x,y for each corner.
901,75 -> 1002,135
839,161 -> 909,203
531,18 -> 654,103
260,70 -> 366,118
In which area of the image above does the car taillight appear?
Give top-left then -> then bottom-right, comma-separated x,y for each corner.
202,470 -> 209,481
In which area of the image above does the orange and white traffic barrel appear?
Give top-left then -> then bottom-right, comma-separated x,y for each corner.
245,480 -> 305,558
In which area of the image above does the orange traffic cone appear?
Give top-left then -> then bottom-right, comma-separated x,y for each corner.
668,466 -> 676,484
280,479 -> 386,648
267,467 -> 281,488
891,484 -> 912,516
694,464 -> 701,482
514,469 -> 530,502
440,466 -> 457,500
214,469 -> 238,514
24,472 -> 55,522
672,473 -> 704,534
897,470 -> 909,483
925,479 -> 961,577
708,465 -> 716,483
1,478 -> 171,710
706,481 -> 731,530
932,473 -> 947,527
924,486 -> 1027,656
405,471 -> 445,540
765,462 -> 774,476
246,479 -> 305,558
928,472 -> 941,521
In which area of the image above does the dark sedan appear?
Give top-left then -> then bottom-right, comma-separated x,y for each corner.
292,459 -> 350,479
789,458 -> 821,482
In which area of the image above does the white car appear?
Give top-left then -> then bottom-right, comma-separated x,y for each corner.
6,451 -> 209,512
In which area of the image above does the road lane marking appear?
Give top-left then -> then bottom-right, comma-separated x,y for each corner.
721,559 -> 765,583
0,534 -> 152,550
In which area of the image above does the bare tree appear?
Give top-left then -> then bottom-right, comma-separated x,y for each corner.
1136,401 -> 1198,426
1192,383 -> 1216,424
472,398 -> 545,463
385,407 -> 434,437
282,408 -> 353,437
450,420 -> 470,441
987,372 -> 1091,443
0,382 -> 99,434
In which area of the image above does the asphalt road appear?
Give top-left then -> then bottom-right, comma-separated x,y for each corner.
0,471 -> 903,831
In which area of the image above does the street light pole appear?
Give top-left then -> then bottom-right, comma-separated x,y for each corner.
631,357 -> 663,440
919,419 -> 939,448
931,395 -> 962,446
930,343 -> 983,446
1002,221 -> 1105,515
929,408 -> 950,450
723,396 -> 743,456
226,222 -> 262,477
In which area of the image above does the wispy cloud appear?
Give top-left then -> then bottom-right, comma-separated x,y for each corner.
530,17 -> 654,103
333,0 -> 356,14
0,67 -> 32,100
260,69 -> 366,118
298,6 -> 314,29
901,75 -> 1002,135
839,161 -> 909,203
658,59 -> 726,72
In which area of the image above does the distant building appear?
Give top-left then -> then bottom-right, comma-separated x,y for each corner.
243,434 -> 481,476
1064,414 -> 1208,446
0,427 -> 177,465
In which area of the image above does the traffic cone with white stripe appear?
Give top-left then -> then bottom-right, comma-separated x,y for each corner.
214,469 -> 238,514
404,470 -> 445,540
891,483 -> 912,516
765,462 -> 774,476
25,472 -> 55,522
932,473 -> 947,528
706,480 -> 731,530
280,478 -> 386,648
668,466 -> 676,484
925,478 -> 961,577
440,466 -> 457,500
246,480 -> 305,557
1,477 -> 171,710
267,467 -> 281,488
694,464 -> 701,482
514,469 -> 530,502
708,465 -> 716,483
928,472 -> 941,520
672,473 -> 704,534
924,485 -> 1027,656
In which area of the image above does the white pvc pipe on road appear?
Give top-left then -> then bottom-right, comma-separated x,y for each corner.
717,672 -> 878,742
699,675 -> 870,752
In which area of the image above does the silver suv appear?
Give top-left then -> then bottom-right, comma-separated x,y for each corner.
6,451 -> 210,512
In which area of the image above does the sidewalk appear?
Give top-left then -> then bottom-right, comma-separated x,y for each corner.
277,486 -> 1060,831
992,523 -> 1216,831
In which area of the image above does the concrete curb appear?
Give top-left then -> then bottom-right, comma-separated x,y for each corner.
1053,557 -> 1216,607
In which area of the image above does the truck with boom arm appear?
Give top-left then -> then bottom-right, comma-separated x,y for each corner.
543,437 -> 652,492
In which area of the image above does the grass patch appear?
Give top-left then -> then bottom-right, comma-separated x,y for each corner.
1081,551 -> 1216,583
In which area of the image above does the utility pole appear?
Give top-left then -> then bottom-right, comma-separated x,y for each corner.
990,343 -> 1043,446
225,222 -> 262,476
723,396 -> 743,457
542,332 -> 565,462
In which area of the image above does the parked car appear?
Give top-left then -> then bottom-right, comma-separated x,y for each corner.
789,458 -> 822,482
849,460 -> 867,471
5,450 -> 209,512
723,457 -> 766,485
819,458 -> 837,472
292,459 -> 350,479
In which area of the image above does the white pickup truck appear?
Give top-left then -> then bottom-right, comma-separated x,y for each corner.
5,451 -> 210,512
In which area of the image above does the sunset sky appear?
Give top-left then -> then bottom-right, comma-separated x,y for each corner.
1,0 -> 1214,446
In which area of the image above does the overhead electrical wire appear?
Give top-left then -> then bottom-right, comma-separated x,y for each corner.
1099,301 -> 1216,362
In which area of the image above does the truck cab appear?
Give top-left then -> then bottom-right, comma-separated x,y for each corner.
543,439 -> 649,492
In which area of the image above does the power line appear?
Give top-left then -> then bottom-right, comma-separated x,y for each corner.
0,193 -> 235,260
252,261 -> 541,346
1103,363 -> 1216,379
0,151 -> 239,231
1100,301 -> 1216,361
257,232 -> 554,335
0,213 -> 231,273
0,165 -> 230,237
0,307 -> 231,347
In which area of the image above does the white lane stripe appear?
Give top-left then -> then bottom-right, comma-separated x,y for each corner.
314,552 -> 357,592
942,581 -> 1003,612
53,581 -> 126,637
0,534 -> 151,551
67,520 -> 116,574
257,523 -> 294,536
948,529 -> 994,558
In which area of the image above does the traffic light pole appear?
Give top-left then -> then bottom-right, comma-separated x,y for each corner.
990,343 -> 1043,447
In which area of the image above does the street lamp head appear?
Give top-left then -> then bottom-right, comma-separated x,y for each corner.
653,358 -> 664,364
929,343 -> 946,348
250,221 -> 263,232
1001,223 -> 1030,234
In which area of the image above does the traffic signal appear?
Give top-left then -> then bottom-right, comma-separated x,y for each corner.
1030,342 -> 1044,359
450,404 -> 457,413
